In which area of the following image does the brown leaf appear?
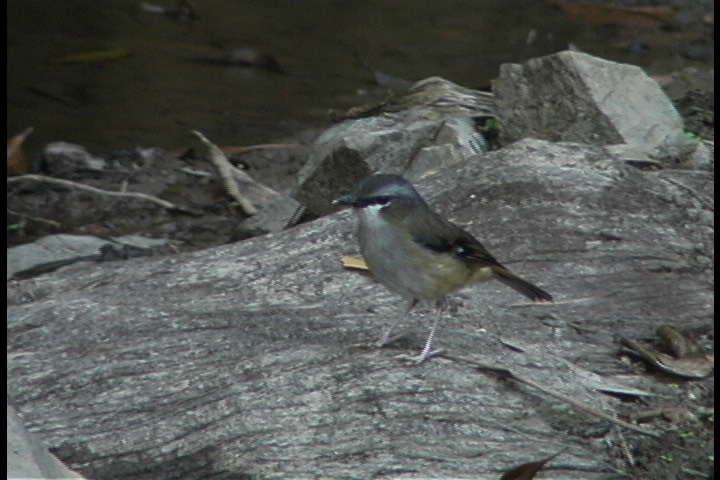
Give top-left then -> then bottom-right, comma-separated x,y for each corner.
500,451 -> 562,480
620,326 -> 714,379
7,127 -> 34,176
557,1 -> 673,27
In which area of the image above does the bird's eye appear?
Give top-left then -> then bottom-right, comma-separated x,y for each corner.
374,196 -> 392,206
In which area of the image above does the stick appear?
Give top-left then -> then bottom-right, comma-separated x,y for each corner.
7,208 -> 61,227
7,174 -> 193,213
220,143 -> 300,155
438,352 -> 660,438
191,130 -> 258,216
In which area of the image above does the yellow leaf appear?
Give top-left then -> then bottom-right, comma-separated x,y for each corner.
341,256 -> 368,270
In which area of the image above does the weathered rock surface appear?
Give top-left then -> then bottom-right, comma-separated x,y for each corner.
7,139 -> 713,479
7,233 -> 171,279
494,50 -> 689,158
8,404 -> 87,479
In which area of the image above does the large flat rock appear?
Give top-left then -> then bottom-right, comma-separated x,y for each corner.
7,139 -> 713,479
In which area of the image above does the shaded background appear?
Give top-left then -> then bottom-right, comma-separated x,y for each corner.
7,0 -> 714,152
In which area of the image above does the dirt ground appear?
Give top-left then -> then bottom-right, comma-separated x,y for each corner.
612,353 -> 714,479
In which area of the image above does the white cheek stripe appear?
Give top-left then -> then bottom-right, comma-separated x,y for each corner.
361,204 -> 385,215
357,204 -> 388,228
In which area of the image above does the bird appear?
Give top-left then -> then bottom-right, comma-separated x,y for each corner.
333,174 -> 552,363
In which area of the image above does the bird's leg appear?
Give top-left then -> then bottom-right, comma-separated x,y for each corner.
405,316 -> 443,363
400,298 -> 447,363
376,298 -> 417,347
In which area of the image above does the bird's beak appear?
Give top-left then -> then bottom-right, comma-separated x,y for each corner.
332,194 -> 357,207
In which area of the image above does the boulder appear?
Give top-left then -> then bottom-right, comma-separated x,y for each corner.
295,77 -> 493,216
494,50 -> 689,158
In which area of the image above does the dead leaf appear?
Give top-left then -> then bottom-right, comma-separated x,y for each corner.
341,256 -> 368,270
620,325 -> 714,379
557,1 -> 673,27
7,127 -> 34,176
500,451 -> 562,480
657,325 -> 704,357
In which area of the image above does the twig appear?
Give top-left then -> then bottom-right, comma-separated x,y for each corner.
7,174 -> 192,213
191,130 -> 258,216
221,143 -> 301,155
7,208 -> 61,227
509,296 -> 597,308
178,167 -> 213,178
613,425 -> 636,468
438,352 -> 661,438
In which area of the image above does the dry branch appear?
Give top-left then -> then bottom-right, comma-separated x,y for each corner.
439,352 -> 661,438
7,174 -> 192,213
191,130 -> 258,216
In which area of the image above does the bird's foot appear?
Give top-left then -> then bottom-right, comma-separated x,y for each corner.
395,348 -> 445,364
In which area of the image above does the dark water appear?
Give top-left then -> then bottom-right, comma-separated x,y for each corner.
7,0 -> 712,152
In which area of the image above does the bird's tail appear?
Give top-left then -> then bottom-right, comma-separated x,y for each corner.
494,268 -> 553,302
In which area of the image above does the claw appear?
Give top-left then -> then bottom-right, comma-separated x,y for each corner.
395,348 -> 445,364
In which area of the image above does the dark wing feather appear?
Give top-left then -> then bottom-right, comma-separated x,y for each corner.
404,207 -> 504,269
405,207 -> 553,302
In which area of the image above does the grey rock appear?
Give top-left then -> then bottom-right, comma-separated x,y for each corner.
604,144 -> 664,170
494,50 -> 688,157
605,138 -> 713,171
7,234 -> 170,279
7,139 -> 713,479
227,164 -> 303,232
296,77 -> 491,216
8,404 -> 87,479
41,142 -> 107,178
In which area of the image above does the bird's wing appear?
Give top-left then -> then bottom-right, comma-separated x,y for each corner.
405,208 -> 505,268
406,210 -> 553,301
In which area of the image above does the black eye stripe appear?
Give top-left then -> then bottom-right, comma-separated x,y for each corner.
355,196 -> 392,208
